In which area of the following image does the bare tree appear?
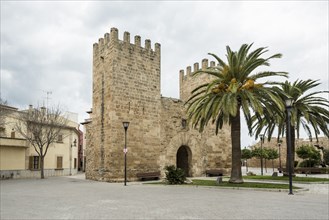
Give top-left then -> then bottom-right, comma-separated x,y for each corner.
0,99 -> 11,128
15,105 -> 68,179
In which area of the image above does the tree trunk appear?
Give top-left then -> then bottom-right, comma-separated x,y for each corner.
246,160 -> 248,172
272,160 -> 274,172
40,155 -> 45,179
229,111 -> 243,183
259,158 -> 262,173
285,126 -> 295,174
265,159 -> 267,173
291,126 -> 296,170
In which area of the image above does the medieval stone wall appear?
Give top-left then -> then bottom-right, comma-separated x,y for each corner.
86,28 -> 161,181
159,97 -> 232,176
85,27 -> 232,182
247,137 -> 329,169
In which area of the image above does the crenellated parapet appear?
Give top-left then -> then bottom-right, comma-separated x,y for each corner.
179,59 -> 217,102
179,59 -> 216,82
93,27 -> 161,59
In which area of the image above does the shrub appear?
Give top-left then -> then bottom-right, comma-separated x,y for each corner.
299,159 -> 320,168
165,165 -> 186,184
296,145 -> 321,167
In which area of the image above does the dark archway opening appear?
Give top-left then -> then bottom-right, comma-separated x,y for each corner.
176,145 -> 191,177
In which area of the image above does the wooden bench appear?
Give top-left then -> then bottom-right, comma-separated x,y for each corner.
206,169 -> 224,177
136,171 -> 161,181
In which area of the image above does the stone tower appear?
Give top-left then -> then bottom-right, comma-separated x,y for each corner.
87,28 -> 161,181
85,27 -> 231,182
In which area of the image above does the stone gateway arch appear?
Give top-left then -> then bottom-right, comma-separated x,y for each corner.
83,27 -> 232,182
176,145 -> 191,177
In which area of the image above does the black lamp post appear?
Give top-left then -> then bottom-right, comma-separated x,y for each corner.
285,98 -> 294,195
260,134 -> 264,176
278,139 -> 282,173
123,121 -> 130,186
70,139 -> 77,176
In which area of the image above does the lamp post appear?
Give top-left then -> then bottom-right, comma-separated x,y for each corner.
260,134 -> 264,176
285,98 -> 294,195
70,139 -> 77,176
123,121 -> 130,186
278,139 -> 282,173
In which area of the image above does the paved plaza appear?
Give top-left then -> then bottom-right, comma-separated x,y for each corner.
1,173 -> 328,220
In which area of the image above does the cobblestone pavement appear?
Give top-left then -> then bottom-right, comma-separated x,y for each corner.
1,173 -> 328,220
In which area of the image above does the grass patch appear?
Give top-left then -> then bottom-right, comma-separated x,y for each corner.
146,179 -> 301,189
243,175 -> 329,182
191,179 -> 301,189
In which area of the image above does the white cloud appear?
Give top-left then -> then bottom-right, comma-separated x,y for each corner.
1,1 -> 328,146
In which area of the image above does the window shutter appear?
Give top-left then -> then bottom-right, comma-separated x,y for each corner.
29,156 -> 33,170
57,156 -> 63,169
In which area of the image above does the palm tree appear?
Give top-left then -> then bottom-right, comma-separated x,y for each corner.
252,79 -> 329,172
186,44 -> 287,183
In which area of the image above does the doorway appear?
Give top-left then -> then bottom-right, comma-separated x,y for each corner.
176,145 -> 191,177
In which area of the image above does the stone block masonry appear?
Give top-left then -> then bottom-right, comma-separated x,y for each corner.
85,27 -> 231,182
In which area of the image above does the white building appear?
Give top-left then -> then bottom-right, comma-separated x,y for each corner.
0,104 -> 80,179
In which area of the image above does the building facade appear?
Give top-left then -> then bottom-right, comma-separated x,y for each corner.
0,104 -> 80,179
83,28 -> 232,182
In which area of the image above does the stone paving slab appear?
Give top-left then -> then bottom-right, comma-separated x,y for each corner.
1,174 -> 328,220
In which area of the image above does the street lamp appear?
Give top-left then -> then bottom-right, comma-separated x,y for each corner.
285,98 -> 294,195
278,139 -> 282,173
259,134 -> 264,176
70,139 -> 77,176
123,121 -> 130,186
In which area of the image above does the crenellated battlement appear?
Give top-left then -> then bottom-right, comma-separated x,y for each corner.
179,59 -> 217,102
179,59 -> 216,82
93,27 -> 161,57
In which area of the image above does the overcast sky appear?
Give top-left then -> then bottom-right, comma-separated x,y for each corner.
1,1 -> 328,146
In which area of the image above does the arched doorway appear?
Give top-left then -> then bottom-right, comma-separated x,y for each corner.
176,145 -> 192,177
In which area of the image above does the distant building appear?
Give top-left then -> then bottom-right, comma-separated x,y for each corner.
0,104 -> 81,179
77,128 -> 84,172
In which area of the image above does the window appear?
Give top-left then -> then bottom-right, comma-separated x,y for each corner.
57,134 -> 63,143
74,158 -> 77,169
11,129 -> 15,138
29,156 -> 40,170
181,119 -> 187,129
0,127 -> 5,137
56,156 -> 63,169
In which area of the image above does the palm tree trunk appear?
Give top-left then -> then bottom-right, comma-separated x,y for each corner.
291,126 -> 296,171
229,111 -> 243,183
285,126 -> 295,174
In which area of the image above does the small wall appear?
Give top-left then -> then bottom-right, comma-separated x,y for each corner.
0,168 -> 77,180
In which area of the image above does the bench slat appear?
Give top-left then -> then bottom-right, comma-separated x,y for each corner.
206,169 -> 224,177
136,171 -> 160,180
